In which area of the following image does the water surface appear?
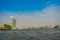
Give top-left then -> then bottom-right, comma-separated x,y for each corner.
0,29 -> 60,40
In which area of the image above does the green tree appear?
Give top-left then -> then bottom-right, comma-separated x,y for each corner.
54,25 -> 59,28
3,24 -> 12,29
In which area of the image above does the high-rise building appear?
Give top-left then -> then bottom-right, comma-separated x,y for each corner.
10,16 -> 16,27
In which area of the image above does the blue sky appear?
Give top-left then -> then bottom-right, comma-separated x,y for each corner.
0,0 -> 48,11
0,0 -> 60,12
0,0 -> 60,26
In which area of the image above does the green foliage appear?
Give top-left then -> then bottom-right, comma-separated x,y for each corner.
3,24 -> 12,29
54,25 -> 59,28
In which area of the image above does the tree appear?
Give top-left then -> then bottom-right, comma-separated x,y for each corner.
3,24 -> 12,29
54,25 -> 59,28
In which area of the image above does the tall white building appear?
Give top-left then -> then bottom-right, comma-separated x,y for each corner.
10,16 -> 16,28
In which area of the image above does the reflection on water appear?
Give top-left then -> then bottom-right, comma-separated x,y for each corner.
0,29 -> 60,40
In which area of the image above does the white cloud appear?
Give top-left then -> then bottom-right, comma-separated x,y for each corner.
0,4 -> 60,26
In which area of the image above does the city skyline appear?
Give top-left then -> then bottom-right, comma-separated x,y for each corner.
0,0 -> 60,26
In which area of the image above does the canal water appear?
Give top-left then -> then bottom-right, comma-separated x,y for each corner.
0,29 -> 60,40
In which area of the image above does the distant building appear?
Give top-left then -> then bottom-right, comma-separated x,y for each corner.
0,25 -> 4,29
47,25 -> 53,29
10,16 -> 16,28
45,25 -> 53,29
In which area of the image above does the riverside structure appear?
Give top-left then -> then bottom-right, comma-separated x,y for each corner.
10,16 -> 16,29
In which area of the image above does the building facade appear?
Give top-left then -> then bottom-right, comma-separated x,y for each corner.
10,16 -> 16,27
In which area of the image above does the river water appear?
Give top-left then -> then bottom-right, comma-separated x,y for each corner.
0,29 -> 60,40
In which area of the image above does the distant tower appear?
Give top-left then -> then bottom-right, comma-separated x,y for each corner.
10,16 -> 16,27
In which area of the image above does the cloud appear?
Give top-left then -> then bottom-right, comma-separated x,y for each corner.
0,4 -> 60,26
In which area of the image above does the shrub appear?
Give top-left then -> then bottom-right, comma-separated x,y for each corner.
3,24 -> 12,29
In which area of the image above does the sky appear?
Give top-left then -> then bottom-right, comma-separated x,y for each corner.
0,0 -> 60,26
